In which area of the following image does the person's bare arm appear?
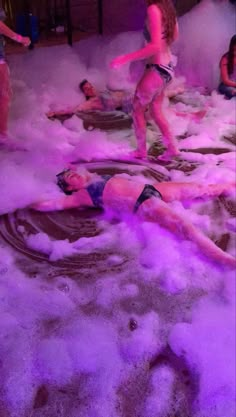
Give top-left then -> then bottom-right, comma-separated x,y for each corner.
138,198 -> 236,268
76,97 -> 104,112
47,107 -> 78,118
31,190 -> 94,211
0,21 -> 30,46
220,56 -> 236,88
47,97 -> 104,118
110,5 -> 162,68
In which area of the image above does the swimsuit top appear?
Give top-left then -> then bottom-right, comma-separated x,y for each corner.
86,175 -> 112,208
0,8 -> 6,61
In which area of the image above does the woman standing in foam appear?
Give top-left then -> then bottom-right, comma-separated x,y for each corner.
110,0 -> 180,161
0,3 -> 30,142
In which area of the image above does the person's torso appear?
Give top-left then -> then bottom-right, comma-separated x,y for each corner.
99,90 -> 133,113
143,11 -> 173,66
102,175 -> 162,213
99,90 -> 117,111
220,54 -> 236,82
86,174 -> 113,208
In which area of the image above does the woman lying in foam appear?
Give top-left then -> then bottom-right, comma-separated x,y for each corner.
31,167 -> 236,268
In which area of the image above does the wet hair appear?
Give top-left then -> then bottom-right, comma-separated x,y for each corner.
79,79 -> 93,101
227,34 -> 236,75
56,169 -> 74,195
146,0 -> 177,44
79,79 -> 88,92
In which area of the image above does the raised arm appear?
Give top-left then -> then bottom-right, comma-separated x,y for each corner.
110,5 -> 162,68
220,55 -> 236,88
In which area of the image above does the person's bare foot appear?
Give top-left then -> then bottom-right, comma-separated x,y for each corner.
158,149 -> 180,162
128,149 -> 147,159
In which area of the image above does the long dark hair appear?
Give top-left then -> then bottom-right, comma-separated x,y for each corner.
146,0 -> 177,44
227,35 -> 236,75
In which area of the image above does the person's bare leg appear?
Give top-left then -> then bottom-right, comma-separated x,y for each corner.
130,69 -> 163,159
131,95 -> 148,158
150,92 -> 179,160
0,64 -> 10,139
0,96 -> 9,138
154,182 -> 236,203
138,197 -> 236,268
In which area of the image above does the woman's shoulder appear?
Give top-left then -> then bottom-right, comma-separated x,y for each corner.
220,53 -> 228,65
147,3 -> 162,18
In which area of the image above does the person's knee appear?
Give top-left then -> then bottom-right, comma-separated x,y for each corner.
133,95 -> 146,115
225,90 -> 235,99
134,87 -> 152,107
150,101 -> 163,121
218,83 -> 235,99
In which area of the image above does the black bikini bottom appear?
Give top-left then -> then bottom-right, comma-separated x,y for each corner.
133,184 -> 163,213
146,63 -> 173,84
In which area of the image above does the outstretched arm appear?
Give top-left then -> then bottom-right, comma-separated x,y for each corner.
0,21 -> 30,46
47,98 -> 104,118
47,107 -> 78,118
110,5 -> 162,68
76,97 -> 104,112
31,190 -> 94,211
138,197 -> 236,268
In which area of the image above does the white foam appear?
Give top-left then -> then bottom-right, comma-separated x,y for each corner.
0,7 -> 235,415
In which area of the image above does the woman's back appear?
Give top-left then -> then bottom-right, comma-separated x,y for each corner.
218,50 -> 236,99
145,3 -> 177,65
220,53 -> 236,81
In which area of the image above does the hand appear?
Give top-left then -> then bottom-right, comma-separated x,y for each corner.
46,110 -> 55,118
110,55 -> 128,69
21,36 -> 31,47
